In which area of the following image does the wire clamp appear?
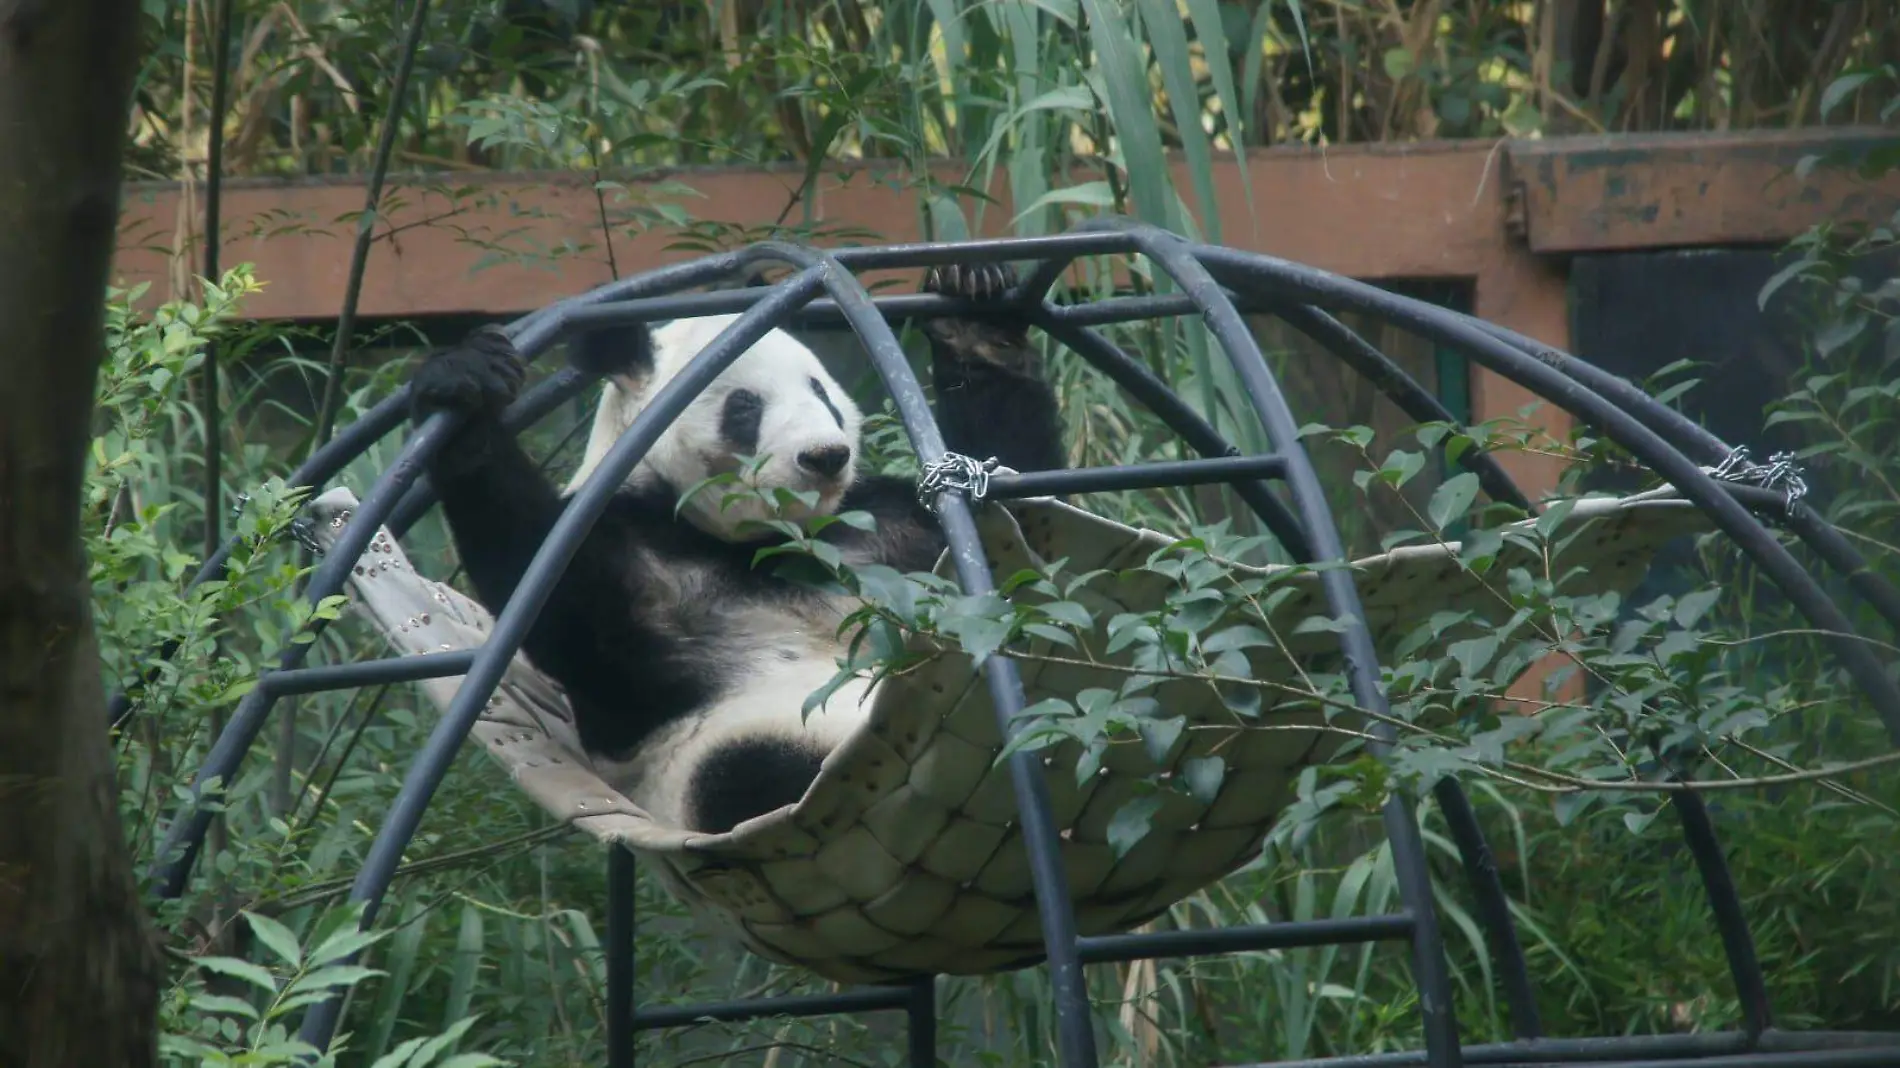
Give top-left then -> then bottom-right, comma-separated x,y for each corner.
917,453 -> 1001,512
1711,445 -> 1809,513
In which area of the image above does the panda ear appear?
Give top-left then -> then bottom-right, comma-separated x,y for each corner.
569,322 -> 656,381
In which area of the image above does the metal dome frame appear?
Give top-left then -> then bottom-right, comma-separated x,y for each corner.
132,221 -> 1900,1068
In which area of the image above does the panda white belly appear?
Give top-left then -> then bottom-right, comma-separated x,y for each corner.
589,578 -> 879,833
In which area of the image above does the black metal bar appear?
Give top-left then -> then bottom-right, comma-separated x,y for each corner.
831,229 -> 1137,271
1274,296 -> 1546,1044
906,977 -> 936,1068
259,652 -> 477,698
988,455 -> 1289,500
151,412 -> 460,897
1255,1029 -> 1900,1068
1669,788 -> 1774,1038
558,290 -> 1208,334
1105,219 -> 1464,1068
1032,314 -> 1313,560
1195,243 -> 1900,749
201,0 -> 234,560
1783,508 -> 1900,636
632,986 -> 913,1030
1269,302 -> 1534,514
499,233 -> 1141,359
606,845 -> 635,1068
293,264 -> 834,1052
1430,781 -> 1543,1041
1463,316 -> 1731,469
1565,1049 -> 1900,1068
1076,914 -> 1414,964
776,242 -> 1100,1068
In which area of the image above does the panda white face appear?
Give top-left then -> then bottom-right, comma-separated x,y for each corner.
567,314 -> 866,541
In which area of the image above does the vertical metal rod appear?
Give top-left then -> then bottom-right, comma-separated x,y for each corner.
1430,780 -> 1543,1040
1107,219 -> 1463,1067
607,844 -> 637,1068
1670,788 -> 1774,1039
907,977 -> 937,1067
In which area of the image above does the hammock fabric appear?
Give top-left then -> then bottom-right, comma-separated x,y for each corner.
306,485 -> 1712,984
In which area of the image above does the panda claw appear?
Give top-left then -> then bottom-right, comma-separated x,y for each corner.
922,260 -> 1019,303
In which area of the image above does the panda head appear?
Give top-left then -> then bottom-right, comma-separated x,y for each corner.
564,314 -> 865,541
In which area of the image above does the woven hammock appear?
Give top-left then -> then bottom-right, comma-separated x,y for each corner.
305,485 -> 1712,984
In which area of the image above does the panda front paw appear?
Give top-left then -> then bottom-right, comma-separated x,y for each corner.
410,325 -> 527,425
922,261 -> 1019,304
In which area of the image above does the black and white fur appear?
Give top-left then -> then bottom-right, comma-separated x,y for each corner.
410,263 -> 1064,835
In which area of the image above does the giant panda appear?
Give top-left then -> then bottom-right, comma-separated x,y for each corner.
409,261 -> 1066,835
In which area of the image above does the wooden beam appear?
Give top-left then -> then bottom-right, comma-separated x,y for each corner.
1504,127 -> 1900,254
112,141 -> 1517,322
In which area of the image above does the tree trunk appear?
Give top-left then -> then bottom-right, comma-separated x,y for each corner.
0,2 -> 162,1066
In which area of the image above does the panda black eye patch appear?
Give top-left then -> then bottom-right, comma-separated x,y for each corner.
809,377 -> 845,430
719,388 -> 765,452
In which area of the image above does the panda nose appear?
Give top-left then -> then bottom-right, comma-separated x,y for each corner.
797,445 -> 852,479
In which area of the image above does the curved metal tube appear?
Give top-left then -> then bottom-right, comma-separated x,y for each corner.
1461,315 -> 1900,636
1195,244 -> 1900,749
1093,219 -> 1464,1067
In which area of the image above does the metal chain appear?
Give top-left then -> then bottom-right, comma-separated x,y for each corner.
916,452 -> 1001,513
287,506 -> 342,557
1710,444 -> 1810,513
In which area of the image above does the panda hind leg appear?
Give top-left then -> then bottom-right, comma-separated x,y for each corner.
682,734 -> 829,834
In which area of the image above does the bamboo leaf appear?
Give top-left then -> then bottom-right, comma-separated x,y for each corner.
364,896 -> 430,1063
1078,0 -> 1175,228
1013,180 -> 1119,223
440,903 -> 484,1035
1135,0 -> 1220,241
1184,0 -> 1255,219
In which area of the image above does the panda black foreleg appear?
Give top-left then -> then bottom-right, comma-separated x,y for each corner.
921,261 -> 1066,475
408,327 -> 659,725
